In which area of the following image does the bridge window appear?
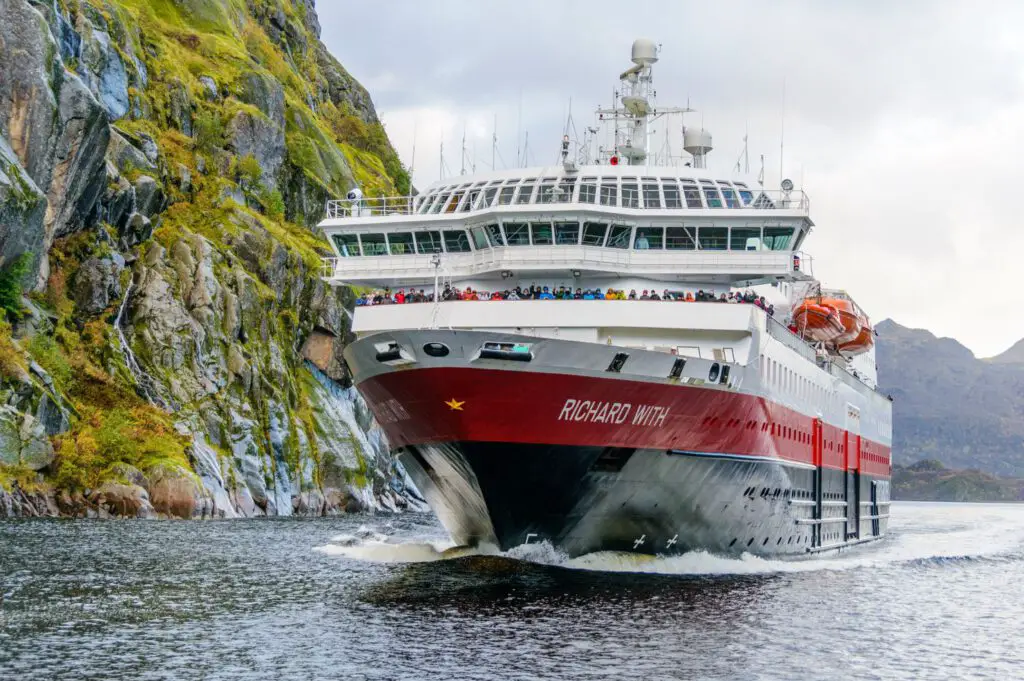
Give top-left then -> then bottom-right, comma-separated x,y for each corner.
531,222 -> 554,245
332,234 -> 361,257
634,227 -> 663,250
389,232 -> 415,255
504,222 -> 530,245
536,179 -> 558,204
701,182 -> 723,208
582,222 -> 608,246
445,190 -> 465,213
442,230 -> 471,253
460,188 -> 482,212
735,183 -> 754,206
642,182 -> 662,209
482,184 -> 500,208
361,233 -> 388,256
622,182 -> 639,208
579,178 -> 598,203
665,226 -> 696,250
555,222 -> 580,245
600,183 -> 617,206
470,226 -> 489,250
763,227 -> 794,250
415,231 -> 442,254
607,224 -> 632,249
485,224 -> 505,247
730,227 -> 762,251
718,183 -> 741,208
497,185 -> 516,205
663,181 -> 682,208
429,190 -> 451,214
514,180 -> 537,204
697,227 -> 728,250
682,181 -> 703,208
416,194 -> 434,214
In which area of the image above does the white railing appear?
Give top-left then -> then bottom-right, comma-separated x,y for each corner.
324,189 -> 810,221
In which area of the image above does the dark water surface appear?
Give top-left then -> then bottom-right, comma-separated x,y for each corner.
2,503 -> 1023,680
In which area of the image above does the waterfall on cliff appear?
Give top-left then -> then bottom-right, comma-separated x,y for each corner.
114,282 -> 169,410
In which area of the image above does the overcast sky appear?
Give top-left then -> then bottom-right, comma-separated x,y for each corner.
318,1 -> 1024,358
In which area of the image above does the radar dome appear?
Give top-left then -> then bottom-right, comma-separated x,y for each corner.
683,128 -> 713,155
631,39 -> 658,66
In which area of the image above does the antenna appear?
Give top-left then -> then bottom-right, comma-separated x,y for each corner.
409,120 -> 417,186
460,123 -> 466,176
779,77 -> 787,187
515,89 -> 523,168
439,138 -> 444,181
492,114 -> 497,171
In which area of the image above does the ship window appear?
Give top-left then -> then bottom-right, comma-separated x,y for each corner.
665,226 -> 696,250
718,183 -> 741,208
555,178 -> 575,203
731,227 -> 762,251
332,234 -> 361,257
763,227 -> 794,250
634,227 -> 663,250
461,189 -> 482,212
622,182 -> 639,208
514,180 -> 537,204
663,181 -> 682,208
485,224 -> 505,247
697,227 -> 728,250
497,185 -> 516,205
531,222 -> 554,245
360,233 -> 388,256
442,230 -> 471,253
415,231 -> 443,254
682,182 -> 703,208
607,224 -> 632,249
536,179 -> 558,204
416,194 -> 434,214
642,182 -> 662,209
555,222 -> 580,245
600,183 -> 617,206
389,232 -> 415,255
445,190 -> 465,213
504,222 -> 530,246
482,185 -> 499,208
470,226 -> 490,250
738,188 -> 754,206
579,178 -> 598,203
429,191 -> 451,214
582,222 -> 608,246
701,182 -> 723,208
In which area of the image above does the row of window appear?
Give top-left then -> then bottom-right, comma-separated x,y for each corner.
416,176 -> 772,214
331,223 -> 797,257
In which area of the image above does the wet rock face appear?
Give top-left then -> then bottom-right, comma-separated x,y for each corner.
73,254 -> 125,316
0,136 -> 47,273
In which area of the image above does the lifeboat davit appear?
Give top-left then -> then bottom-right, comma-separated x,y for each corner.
838,323 -> 874,356
792,299 -> 846,343
819,297 -> 865,345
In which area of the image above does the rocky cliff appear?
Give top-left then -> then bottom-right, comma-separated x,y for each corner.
0,0 -> 419,518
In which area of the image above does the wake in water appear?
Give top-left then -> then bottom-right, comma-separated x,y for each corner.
315,503 -> 1024,576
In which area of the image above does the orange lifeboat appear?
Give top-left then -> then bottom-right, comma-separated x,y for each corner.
792,299 -> 846,343
818,297 -> 865,345
838,323 -> 874,356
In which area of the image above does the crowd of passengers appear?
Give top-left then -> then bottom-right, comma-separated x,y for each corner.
356,285 -> 776,315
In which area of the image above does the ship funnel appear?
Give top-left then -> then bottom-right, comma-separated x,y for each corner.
684,128 -> 713,169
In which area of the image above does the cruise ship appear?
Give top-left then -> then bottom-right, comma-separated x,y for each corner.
319,40 -> 892,557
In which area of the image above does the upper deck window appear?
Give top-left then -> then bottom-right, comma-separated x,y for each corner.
514,180 -> 537,205
666,226 -> 696,250
697,226 -> 728,250
763,226 -> 794,250
485,223 -> 505,246
482,184 -> 500,208
333,234 -> 361,257
497,185 -> 516,205
682,181 -> 703,208
579,178 -> 598,204
600,183 -> 617,206
470,226 -> 490,250
701,182 -> 723,208
504,222 -> 530,245
445,190 -> 465,213
531,222 -> 554,245
429,189 -> 451,214
461,187 -> 483,212
389,232 -> 415,255
536,178 -> 558,204
582,222 -> 608,245
361,233 -> 388,256
622,181 -> 639,208
416,231 -> 443,254
607,224 -> 632,249
734,182 -> 754,206
663,181 -> 682,208
730,227 -> 762,251
443,230 -> 472,253
556,178 -> 575,203
718,183 -> 741,208
634,227 -> 664,249
415,194 -> 434,214
555,221 -> 580,245
642,182 -> 661,209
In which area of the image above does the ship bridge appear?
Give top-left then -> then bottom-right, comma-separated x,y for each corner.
318,165 -> 815,289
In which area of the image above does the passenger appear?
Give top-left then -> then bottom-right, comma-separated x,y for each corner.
539,287 -> 555,300
395,289 -> 406,304
628,289 -> 638,300
649,291 -> 661,301
685,292 -> 694,302
507,289 -> 521,301
605,289 -> 616,300
491,291 -> 503,300
719,293 -> 727,302
640,290 -> 651,300
574,288 -> 584,300
767,304 -> 775,318
663,289 -> 671,301
583,289 -> 595,300
636,233 -> 650,249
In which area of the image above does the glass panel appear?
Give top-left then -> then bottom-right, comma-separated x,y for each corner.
470,226 -> 490,250
663,182 -> 682,208
607,225 -> 632,249
429,192 -> 451,213
763,226 -> 794,250
485,224 -> 505,247
555,222 -> 580,245
416,231 -> 442,254
461,189 -> 482,211
417,194 -> 434,214
514,180 -> 537,204
332,234 -> 361,257
600,183 -> 617,206
730,227 -> 762,251
531,222 -> 553,245
633,227 -> 663,249
536,180 -> 557,204
582,222 -> 608,246
388,232 -> 415,255
642,182 -> 661,209
579,178 -> 598,203
504,222 -> 530,245
665,226 -> 696,250
497,185 -> 516,205
445,191 -> 465,213
360,233 -> 388,256
718,183 -> 740,208
697,227 -> 728,250
622,182 -> 639,208
443,230 -> 471,253
483,186 -> 499,207
738,189 -> 754,205
556,178 -> 574,203
682,182 -> 703,208
701,183 -> 722,208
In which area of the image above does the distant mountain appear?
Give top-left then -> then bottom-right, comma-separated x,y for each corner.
988,338 -> 1024,364
892,460 -> 1023,502
876,320 -> 1024,477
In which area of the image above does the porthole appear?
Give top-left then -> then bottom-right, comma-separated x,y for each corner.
423,342 -> 450,358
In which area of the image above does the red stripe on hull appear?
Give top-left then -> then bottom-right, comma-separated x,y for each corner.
356,367 -> 891,476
